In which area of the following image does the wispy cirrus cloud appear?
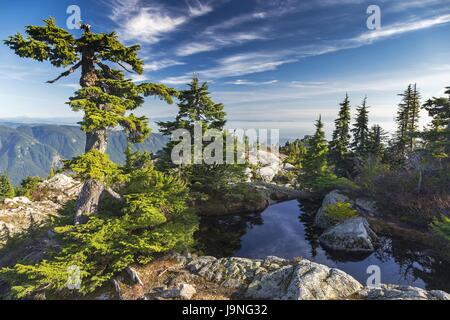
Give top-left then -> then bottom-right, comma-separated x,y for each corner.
385,0 -> 449,12
176,31 -> 268,56
0,65 -> 46,81
175,6 -> 283,56
161,52 -> 296,84
290,81 -> 329,88
201,53 -> 296,78
162,12 -> 450,85
354,13 -> 450,43
109,0 -> 216,43
186,0 -> 214,17
143,59 -> 186,72
226,79 -> 279,86
160,75 -> 197,85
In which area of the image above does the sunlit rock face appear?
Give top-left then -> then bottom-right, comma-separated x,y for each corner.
0,174 -> 82,247
132,254 -> 450,300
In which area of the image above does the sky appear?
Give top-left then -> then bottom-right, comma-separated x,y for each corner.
0,0 -> 449,139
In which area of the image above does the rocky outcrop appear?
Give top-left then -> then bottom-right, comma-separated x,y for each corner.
319,217 -> 379,253
195,182 -> 308,216
359,284 -> 450,300
354,198 -> 378,216
122,254 -> 449,300
194,188 -> 269,216
38,174 -> 82,203
252,182 -> 311,205
159,283 -> 197,300
248,150 -> 282,182
0,174 -> 82,247
245,257 -> 363,300
314,190 -> 381,253
315,190 -> 350,229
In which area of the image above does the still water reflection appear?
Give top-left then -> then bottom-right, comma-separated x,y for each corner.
195,200 -> 450,292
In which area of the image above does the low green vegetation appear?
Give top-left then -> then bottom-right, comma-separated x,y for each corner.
324,202 -> 359,224
0,174 -> 15,202
431,216 -> 450,261
15,176 -> 43,200
0,151 -> 198,299
431,216 -> 450,241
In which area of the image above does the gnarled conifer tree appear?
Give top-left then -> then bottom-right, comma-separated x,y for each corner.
4,18 -> 177,223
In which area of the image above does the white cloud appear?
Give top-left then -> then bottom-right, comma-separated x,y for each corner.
186,0 -> 213,17
143,59 -> 186,71
176,31 -> 267,56
386,0 -> 447,12
215,66 -> 450,108
161,52 -> 297,83
161,12 -> 450,87
118,7 -> 187,43
0,65 -> 44,81
176,43 -> 217,56
290,81 -> 329,88
354,14 -> 450,43
202,53 -> 297,78
226,79 -> 279,86
202,11 -> 268,35
161,75 -> 196,85
130,73 -> 150,82
110,0 -> 215,43
61,83 -> 81,90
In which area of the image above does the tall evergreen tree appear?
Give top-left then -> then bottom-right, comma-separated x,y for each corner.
351,97 -> 370,157
5,19 -> 177,223
158,76 -> 243,197
367,125 -> 387,157
159,76 -> 226,137
396,84 -> 421,152
281,139 -> 307,168
422,86 -> 450,158
0,174 -> 15,202
302,116 -> 329,179
330,94 -> 352,175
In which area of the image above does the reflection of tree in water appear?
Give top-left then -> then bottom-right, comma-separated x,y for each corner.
298,201 -> 321,258
386,236 -> 450,292
194,213 -> 264,258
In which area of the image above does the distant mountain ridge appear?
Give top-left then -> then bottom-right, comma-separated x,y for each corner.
0,124 -> 168,185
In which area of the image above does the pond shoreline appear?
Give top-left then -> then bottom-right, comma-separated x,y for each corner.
195,199 -> 450,292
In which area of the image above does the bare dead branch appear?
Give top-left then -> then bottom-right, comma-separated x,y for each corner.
117,62 -> 135,73
105,187 -> 124,203
47,61 -> 82,84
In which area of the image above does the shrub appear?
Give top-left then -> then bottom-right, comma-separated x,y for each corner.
355,156 -> 390,195
324,202 -> 359,224
371,170 -> 450,226
0,165 -> 198,299
431,215 -> 450,262
0,174 -> 15,202
15,176 -> 43,199
184,163 -> 246,201
431,215 -> 450,241
307,174 -> 359,193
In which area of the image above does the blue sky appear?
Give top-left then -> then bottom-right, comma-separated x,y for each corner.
0,0 -> 450,139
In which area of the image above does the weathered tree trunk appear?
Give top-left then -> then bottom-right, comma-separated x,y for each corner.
74,179 -> 105,224
74,129 -> 108,224
74,36 -> 109,225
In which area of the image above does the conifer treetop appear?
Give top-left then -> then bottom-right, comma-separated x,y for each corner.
4,18 -> 178,143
